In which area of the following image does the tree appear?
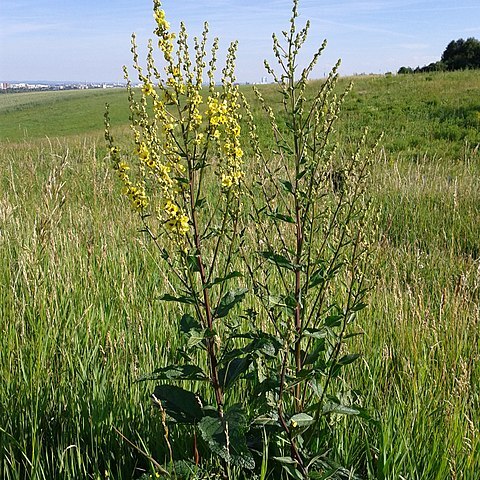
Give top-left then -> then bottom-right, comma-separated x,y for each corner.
441,37 -> 480,70
398,66 -> 413,74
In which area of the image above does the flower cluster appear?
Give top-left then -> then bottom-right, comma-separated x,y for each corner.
163,199 -> 190,235
107,144 -> 149,212
207,92 -> 244,190
153,2 -> 175,63
106,0 -> 245,239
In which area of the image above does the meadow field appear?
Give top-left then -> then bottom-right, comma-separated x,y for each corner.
0,70 -> 479,479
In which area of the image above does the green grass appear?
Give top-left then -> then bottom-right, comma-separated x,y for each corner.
1,70 -> 479,479
0,89 -> 130,141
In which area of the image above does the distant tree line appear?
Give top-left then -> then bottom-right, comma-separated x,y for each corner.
398,37 -> 480,74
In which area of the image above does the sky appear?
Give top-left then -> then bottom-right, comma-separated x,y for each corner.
1,0 -> 480,83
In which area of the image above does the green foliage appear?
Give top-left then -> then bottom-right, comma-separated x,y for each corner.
1,10 -> 479,480
398,36 -> 480,74
442,37 -> 480,71
102,0 -> 379,478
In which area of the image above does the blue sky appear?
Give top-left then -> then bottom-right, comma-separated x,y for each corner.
1,0 -> 480,82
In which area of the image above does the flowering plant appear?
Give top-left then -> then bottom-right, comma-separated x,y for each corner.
105,1 -> 378,478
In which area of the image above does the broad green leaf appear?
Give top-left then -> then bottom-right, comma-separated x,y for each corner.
158,293 -> 196,305
141,364 -> 207,382
204,271 -> 243,289
186,329 -> 206,349
309,266 -> 327,288
304,327 -> 328,339
324,314 -> 343,327
198,407 -> 254,470
304,340 -> 326,366
252,413 -> 279,426
218,357 -> 251,390
322,402 -> 360,416
214,288 -> 248,319
266,211 -> 295,224
279,179 -> 294,194
289,413 -> 314,428
268,293 -> 296,316
152,385 -> 204,423
351,301 -> 368,312
337,353 -> 361,365
260,250 -> 296,271
186,254 -> 201,273
228,332 -> 282,359
180,314 -> 201,333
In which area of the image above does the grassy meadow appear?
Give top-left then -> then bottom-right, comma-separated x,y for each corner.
0,70 -> 479,479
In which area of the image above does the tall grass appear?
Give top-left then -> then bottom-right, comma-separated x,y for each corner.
1,71 -> 479,478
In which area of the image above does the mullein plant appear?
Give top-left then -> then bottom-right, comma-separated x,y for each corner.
239,1 -> 380,477
105,1 -> 252,477
105,1 -> 378,478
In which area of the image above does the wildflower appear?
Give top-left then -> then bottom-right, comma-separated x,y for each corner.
142,82 -> 155,96
117,161 -> 129,173
110,146 -> 120,157
164,199 -> 179,217
136,142 -> 150,160
165,213 -> 189,235
221,174 -> 233,188
154,9 -> 170,32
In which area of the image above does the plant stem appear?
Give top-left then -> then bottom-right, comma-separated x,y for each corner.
188,165 -> 224,418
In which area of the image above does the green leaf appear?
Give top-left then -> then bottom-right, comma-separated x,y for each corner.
309,266 -> 327,288
204,271 -> 243,289
180,314 -> 201,334
351,301 -> 368,312
260,250 -> 295,271
324,314 -> 343,327
268,293 -> 296,316
279,179 -> 294,194
158,293 -> 196,305
152,385 -> 205,423
141,364 -> 208,382
186,254 -> 201,273
266,211 -> 295,224
198,406 -> 255,470
229,331 -> 282,358
252,413 -> 279,426
186,329 -> 207,349
194,197 -> 207,209
278,142 -> 294,155
214,288 -> 248,319
322,402 -> 360,416
337,353 -> 361,365
289,413 -> 314,428
304,327 -> 328,339
304,340 -> 327,366
218,357 -> 251,390
275,459 -> 304,480
273,456 -> 298,465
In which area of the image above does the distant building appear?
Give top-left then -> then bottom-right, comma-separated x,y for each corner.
0,82 -> 8,90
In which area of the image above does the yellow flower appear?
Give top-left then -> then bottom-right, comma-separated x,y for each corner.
142,82 -> 155,96
165,213 -> 189,235
177,214 -> 190,235
136,142 -> 150,160
221,174 -> 233,188
110,146 -> 120,156
154,9 -> 170,31
164,199 -> 179,217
